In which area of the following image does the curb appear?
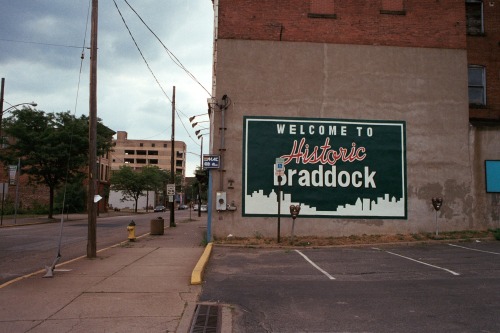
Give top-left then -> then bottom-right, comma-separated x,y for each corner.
191,242 -> 213,285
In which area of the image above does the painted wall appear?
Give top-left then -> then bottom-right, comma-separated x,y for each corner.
209,39 -> 480,238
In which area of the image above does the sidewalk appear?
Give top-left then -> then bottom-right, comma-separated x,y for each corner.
0,215 -> 216,333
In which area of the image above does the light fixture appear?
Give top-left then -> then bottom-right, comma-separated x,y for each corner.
191,121 -> 209,128
189,113 -> 208,123
195,128 -> 208,136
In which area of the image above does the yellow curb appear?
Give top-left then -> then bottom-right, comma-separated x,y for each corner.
191,242 -> 213,285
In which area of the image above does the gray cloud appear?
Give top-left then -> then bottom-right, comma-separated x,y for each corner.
0,0 -> 214,176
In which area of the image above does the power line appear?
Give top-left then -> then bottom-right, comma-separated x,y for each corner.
112,0 -> 204,148
0,37 -> 89,49
112,0 -> 172,104
122,0 -> 212,97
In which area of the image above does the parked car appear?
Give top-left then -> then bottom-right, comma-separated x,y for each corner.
200,205 -> 208,212
153,205 -> 166,212
178,204 -> 188,210
192,204 -> 199,211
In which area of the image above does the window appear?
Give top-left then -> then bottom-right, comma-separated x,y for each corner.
151,143 -> 155,147
163,143 -> 168,148
468,65 -> 486,106
136,159 -> 147,164
380,0 -> 406,15
136,150 -> 147,155
308,0 -> 336,19
148,150 -> 159,155
466,0 -> 483,35
124,150 -> 134,155
149,159 -> 158,165
124,158 -> 134,164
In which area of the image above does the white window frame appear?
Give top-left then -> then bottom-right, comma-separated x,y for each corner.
468,65 -> 486,106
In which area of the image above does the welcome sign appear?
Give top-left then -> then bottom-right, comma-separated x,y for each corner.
243,116 -> 407,219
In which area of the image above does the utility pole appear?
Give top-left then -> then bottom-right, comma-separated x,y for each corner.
170,86 -> 176,227
87,0 -> 98,258
0,78 -> 5,137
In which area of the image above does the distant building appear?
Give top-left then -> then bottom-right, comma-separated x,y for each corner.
111,131 -> 186,177
109,131 -> 187,210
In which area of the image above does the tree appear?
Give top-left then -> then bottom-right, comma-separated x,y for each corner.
0,108 -> 114,218
111,165 -> 185,212
110,165 -> 145,212
141,165 -> 169,210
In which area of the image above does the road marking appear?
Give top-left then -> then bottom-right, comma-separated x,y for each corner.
372,247 -> 460,276
295,250 -> 335,280
448,243 -> 500,255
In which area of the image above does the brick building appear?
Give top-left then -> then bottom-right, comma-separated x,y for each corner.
206,0 -> 500,238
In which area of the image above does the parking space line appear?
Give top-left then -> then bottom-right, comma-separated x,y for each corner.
295,250 -> 335,280
372,247 -> 460,276
448,243 -> 500,255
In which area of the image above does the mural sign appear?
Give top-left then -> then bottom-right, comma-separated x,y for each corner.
243,116 -> 407,219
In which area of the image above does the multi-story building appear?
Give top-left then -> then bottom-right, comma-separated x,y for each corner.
206,0 -> 500,238
111,131 -> 186,177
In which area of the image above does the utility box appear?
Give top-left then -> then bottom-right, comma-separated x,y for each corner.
216,191 -> 227,211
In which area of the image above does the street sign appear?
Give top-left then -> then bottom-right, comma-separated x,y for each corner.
167,184 -> 175,195
275,158 -> 285,176
203,154 -> 220,169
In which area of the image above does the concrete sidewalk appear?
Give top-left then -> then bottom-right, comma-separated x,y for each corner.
0,217 -> 216,332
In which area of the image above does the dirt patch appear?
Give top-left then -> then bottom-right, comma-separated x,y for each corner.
214,230 -> 498,247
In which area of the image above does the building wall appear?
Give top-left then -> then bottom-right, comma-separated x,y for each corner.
210,39 -> 477,237
467,0 -> 500,122
209,0 -> 500,238
217,0 -> 466,49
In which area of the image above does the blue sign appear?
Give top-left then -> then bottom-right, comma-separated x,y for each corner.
203,155 -> 220,169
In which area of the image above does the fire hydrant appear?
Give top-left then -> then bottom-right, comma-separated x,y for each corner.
127,221 -> 136,241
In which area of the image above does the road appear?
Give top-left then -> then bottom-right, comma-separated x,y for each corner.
0,209 -> 198,284
200,241 -> 500,332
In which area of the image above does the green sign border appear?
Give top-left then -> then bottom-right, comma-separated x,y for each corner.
242,116 -> 407,219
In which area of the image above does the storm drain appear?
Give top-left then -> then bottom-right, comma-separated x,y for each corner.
189,304 -> 220,333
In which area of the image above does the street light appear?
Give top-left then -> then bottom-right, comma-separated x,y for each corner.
0,78 -> 38,139
195,128 -> 209,136
191,121 -> 209,128
189,113 -> 208,123
3,101 -> 38,114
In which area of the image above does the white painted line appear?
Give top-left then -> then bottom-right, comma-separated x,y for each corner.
448,243 -> 500,255
373,248 -> 460,276
295,250 -> 335,280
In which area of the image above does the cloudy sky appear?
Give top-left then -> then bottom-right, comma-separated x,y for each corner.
0,0 -> 214,176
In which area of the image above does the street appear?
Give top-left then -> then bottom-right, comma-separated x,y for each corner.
0,209 -> 197,285
200,241 -> 500,332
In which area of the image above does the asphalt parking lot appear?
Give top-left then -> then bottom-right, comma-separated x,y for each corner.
200,241 -> 500,333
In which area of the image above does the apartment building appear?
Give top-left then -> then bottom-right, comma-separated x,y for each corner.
111,131 -> 186,177
206,0 -> 500,238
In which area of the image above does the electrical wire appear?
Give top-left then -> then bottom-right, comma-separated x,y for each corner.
112,0 -> 172,104
0,37 -> 88,49
122,0 -> 212,97
112,0 -> 204,148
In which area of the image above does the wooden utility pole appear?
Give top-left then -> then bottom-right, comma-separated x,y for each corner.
87,0 -> 98,258
170,86 -> 176,227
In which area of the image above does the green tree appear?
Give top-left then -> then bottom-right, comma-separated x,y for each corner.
0,108 -> 114,218
111,165 -> 185,212
141,165 -> 169,210
110,165 -> 145,212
